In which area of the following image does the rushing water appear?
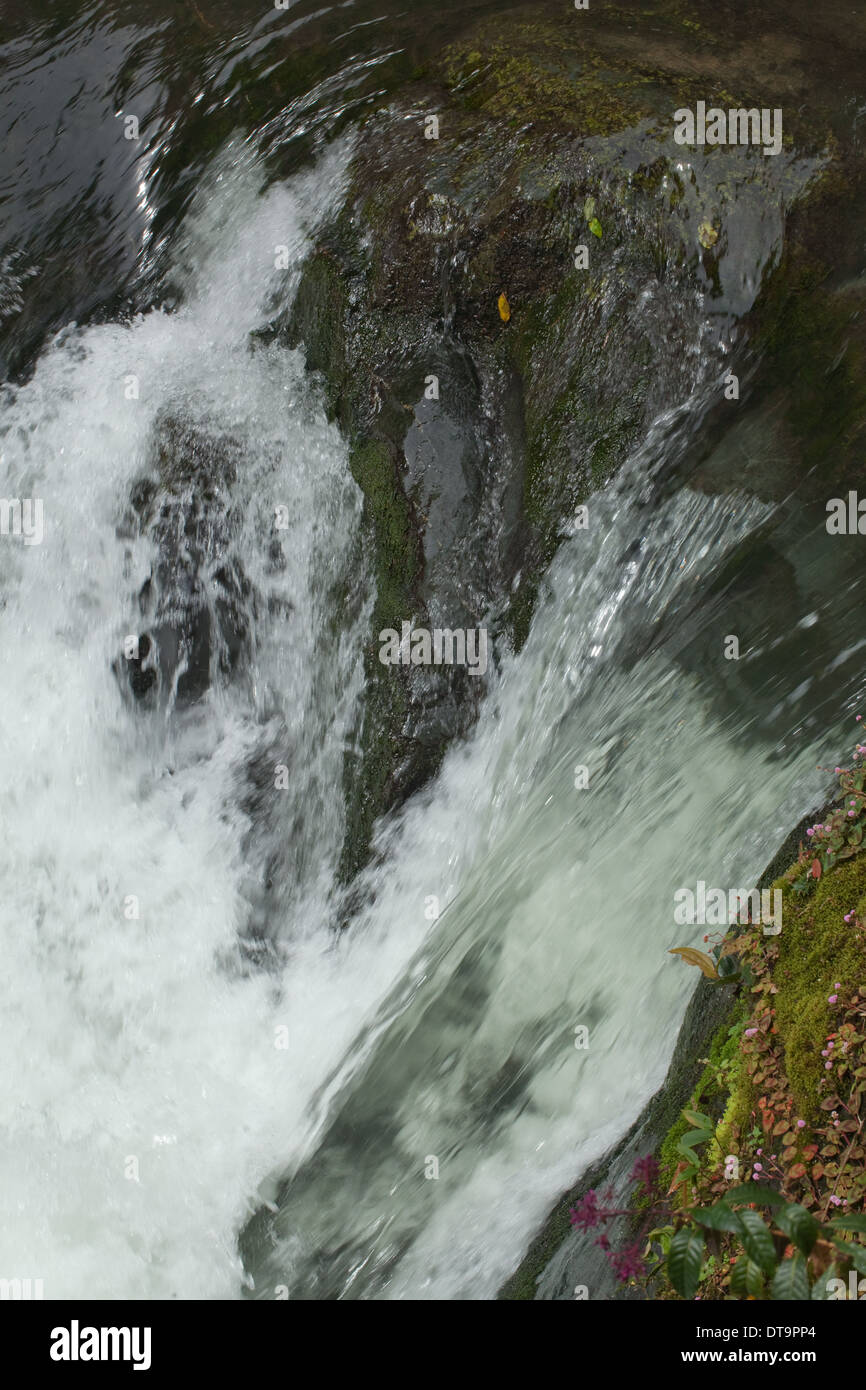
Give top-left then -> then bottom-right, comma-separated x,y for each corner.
2,0 -> 866,1301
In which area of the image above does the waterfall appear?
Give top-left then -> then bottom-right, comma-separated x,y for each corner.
2,96 -> 864,1305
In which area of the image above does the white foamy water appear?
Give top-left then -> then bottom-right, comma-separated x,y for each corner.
247,452 -> 857,1300
0,139 -> 385,1299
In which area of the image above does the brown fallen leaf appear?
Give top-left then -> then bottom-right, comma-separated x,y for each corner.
668,946 -> 720,980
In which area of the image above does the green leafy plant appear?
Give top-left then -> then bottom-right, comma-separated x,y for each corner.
571,1164 -> 866,1300
675,1108 -> 715,1185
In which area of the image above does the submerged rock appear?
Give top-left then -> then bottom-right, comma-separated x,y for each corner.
115,412 -> 254,712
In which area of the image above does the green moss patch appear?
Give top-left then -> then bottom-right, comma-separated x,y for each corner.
775,855 -> 866,1119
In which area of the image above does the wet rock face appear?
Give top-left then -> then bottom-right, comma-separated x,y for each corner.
116,413 -> 252,711
273,1 -> 865,888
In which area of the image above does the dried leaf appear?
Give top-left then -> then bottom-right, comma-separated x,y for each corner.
668,947 -> 720,980
497,292 -> 511,322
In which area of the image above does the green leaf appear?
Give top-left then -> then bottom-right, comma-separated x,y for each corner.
725,1182 -> 786,1207
771,1254 -> 810,1301
677,1129 -> 713,1157
812,1264 -> 838,1300
827,1214 -> 866,1235
730,1254 -> 764,1297
831,1239 -> 866,1275
682,1108 -> 713,1130
775,1203 -> 819,1257
667,1227 -> 705,1300
588,217 -> 603,239
693,1203 -> 743,1233
736,1209 -> 778,1276
716,954 -> 741,980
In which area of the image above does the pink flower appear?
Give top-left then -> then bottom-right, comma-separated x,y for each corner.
608,1243 -> 646,1283
569,1191 -> 602,1231
797,1120 -> 805,1129
745,1028 -> 758,1038
825,1060 -> 833,1070
829,995 -> 838,1004
753,1162 -> 763,1172
629,1155 -> 659,1193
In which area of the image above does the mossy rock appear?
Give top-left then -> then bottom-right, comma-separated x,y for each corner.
279,2 -> 860,882
775,855 -> 866,1119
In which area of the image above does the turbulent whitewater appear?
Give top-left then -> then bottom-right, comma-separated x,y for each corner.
0,135 -> 863,1302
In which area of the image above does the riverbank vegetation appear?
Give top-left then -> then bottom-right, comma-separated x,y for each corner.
575,720 -> 866,1298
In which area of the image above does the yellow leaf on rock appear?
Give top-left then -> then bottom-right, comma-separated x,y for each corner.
668,946 -> 720,980
497,291 -> 511,322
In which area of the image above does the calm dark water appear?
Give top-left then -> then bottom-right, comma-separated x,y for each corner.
3,0 -> 865,376
0,0 -> 499,376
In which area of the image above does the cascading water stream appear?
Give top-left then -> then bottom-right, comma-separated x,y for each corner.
2,101 -> 865,1305
241,406 -> 866,1300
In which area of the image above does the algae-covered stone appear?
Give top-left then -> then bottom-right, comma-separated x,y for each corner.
281,1 -> 857,883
